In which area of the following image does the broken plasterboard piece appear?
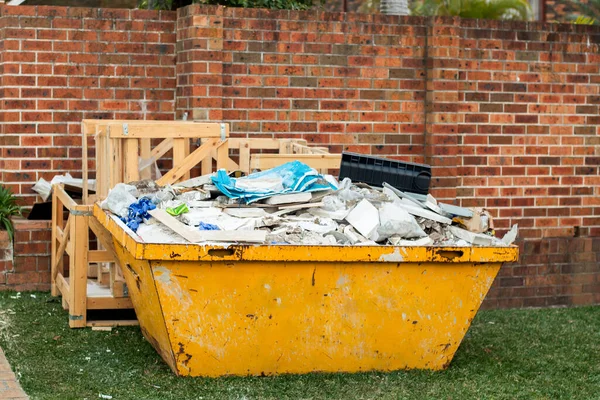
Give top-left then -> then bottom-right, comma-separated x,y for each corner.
345,199 -> 380,238
400,203 -> 453,225
264,192 -> 312,205
148,209 -> 266,243
173,174 -> 214,189
308,207 -> 349,221
388,236 -> 434,247
448,226 -> 494,246
382,183 -> 426,209
438,203 -> 473,218
343,225 -> 368,245
224,208 -> 268,218
272,202 -> 325,217
423,194 -> 452,218
502,224 -> 518,245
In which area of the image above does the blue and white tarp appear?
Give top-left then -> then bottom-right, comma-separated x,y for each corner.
211,161 -> 337,204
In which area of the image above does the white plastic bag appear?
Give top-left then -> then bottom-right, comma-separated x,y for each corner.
100,183 -> 138,219
32,178 -> 52,201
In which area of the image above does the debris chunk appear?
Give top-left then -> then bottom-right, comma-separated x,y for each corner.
345,199 -> 380,239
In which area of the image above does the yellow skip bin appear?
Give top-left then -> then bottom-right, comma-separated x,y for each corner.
94,205 -> 518,377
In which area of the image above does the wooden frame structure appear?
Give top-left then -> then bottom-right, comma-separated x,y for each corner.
53,120 -> 231,328
51,184 -> 134,328
208,138 -> 341,176
54,119 -> 341,328
82,120 -> 230,203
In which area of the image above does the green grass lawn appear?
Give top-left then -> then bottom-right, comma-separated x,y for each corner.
0,291 -> 599,400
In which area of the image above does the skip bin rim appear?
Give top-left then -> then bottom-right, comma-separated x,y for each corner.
93,204 -> 519,264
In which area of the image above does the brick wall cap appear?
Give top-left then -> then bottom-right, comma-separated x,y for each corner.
11,217 -> 51,230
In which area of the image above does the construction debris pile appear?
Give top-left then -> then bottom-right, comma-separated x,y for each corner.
100,161 -> 517,247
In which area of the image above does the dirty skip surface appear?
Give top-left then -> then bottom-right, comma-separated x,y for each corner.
100,161 -> 518,248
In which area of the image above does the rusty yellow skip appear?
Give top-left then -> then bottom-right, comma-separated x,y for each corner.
94,205 -> 518,377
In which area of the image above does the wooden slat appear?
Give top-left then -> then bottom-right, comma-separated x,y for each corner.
250,154 -> 342,171
124,138 -> 140,183
82,121 -> 89,204
54,185 -> 78,210
139,138 -> 152,180
148,209 -> 266,243
150,137 -> 174,160
52,216 -> 71,279
55,226 -> 64,245
279,139 -> 292,155
201,142 -> 213,175
56,273 -> 69,299
88,217 -> 120,264
109,122 -> 227,139
216,139 -> 228,171
237,139 -> 251,174
86,296 -> 133,310
51,188 -> 63,297
172,138 -> 190,181
95,130 -> 104,200
228,138 -> 281,150
86,320 -> 138,327
88,250 -> 114,263
156,138 -> 221,186
95,130 -> 110,201
68,214 -> 89,328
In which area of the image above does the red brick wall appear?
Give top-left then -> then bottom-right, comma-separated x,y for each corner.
0,219 -> 51,291
0,5 -> 177,206
0,4 -> 599,308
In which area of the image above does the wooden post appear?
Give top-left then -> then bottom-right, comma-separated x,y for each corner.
82,123 -> 89,204
216,140 -> 228,171
68,211 -> 89,328
139,138 -> 152,180
173,138 -> 190,181
124,138 -> 140,183
51,188 -> 62,296
238,139 -> 250,175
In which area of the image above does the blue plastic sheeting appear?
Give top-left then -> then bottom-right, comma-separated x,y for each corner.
211,161 -> 336,204
121,197 -> 156,232
199,222 -> 219,231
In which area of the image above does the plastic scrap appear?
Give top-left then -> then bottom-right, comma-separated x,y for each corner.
32,173 -> 96,202
199,222 -> 219,231
166,203 -> 189,216
121,197 -> 156,232
211,161 -> 337,203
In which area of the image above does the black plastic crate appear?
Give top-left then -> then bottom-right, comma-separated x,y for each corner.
338,152 -> 431,195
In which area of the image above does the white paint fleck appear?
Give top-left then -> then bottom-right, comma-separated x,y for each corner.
264,284 -> 271,291
379,248 -> 405,262
154,266 -> 171,284
336,275 -> 349,287
402,313 -> 407,320
276,298 -> 282,305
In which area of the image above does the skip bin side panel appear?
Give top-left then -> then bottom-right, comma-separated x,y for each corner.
113,242 -> 178,373
151,259 -> 501,377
